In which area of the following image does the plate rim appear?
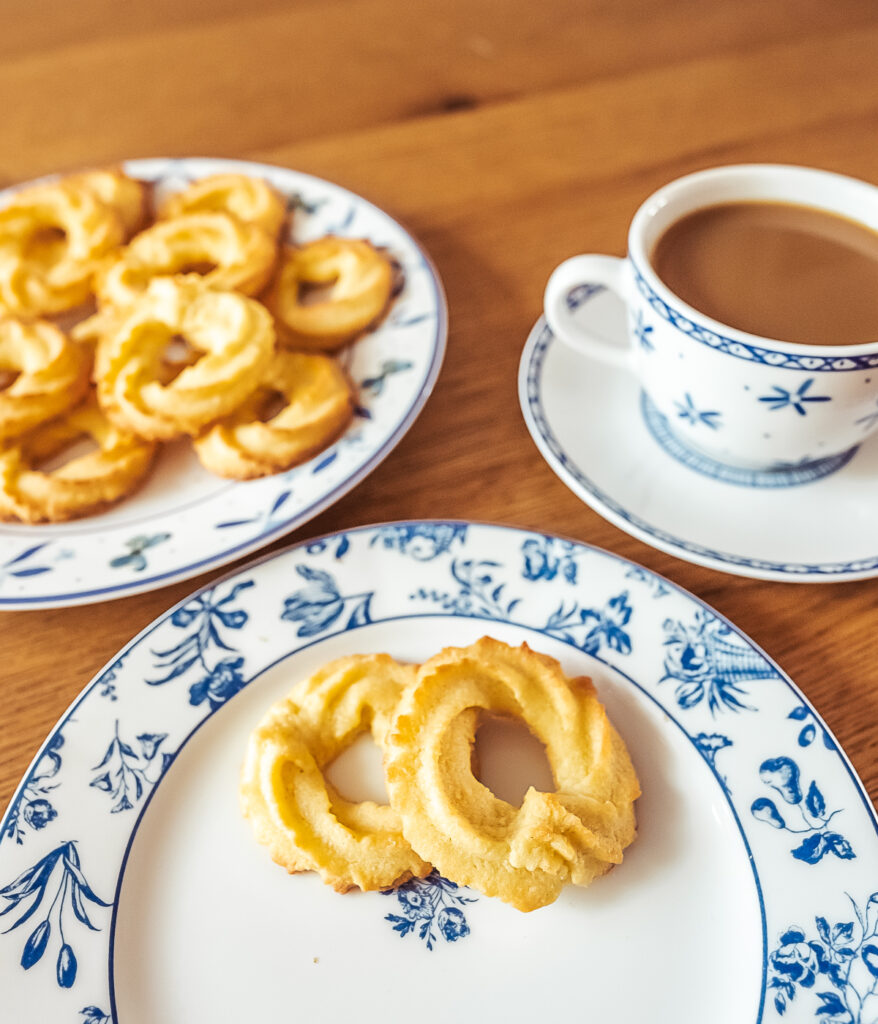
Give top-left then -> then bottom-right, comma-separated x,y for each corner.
0,156 -> 448,610
519,315 -> 878,583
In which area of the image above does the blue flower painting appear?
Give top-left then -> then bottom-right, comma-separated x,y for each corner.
384,871 -> 477,950
660,609 -> 775,714
521,535 -> 579,584
370,523 -> 467,561
148,580 -> 253,709
3,733 -> 64,845
543,590 -> 633,657
769,892 -> 878,1021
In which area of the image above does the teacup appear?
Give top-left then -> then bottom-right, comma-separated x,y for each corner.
543,164 -> 878,485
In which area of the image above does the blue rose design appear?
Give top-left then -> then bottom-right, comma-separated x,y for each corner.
522,538 -> 552,581
189,657 -> 246,710
398,891 -> 434,920
22,799 -> 57,830
770,929 -> 822,987
437,907 -> 470,941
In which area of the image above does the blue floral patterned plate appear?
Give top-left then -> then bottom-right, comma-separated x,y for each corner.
0,158 -> 446,609
519,291 -> 878,581
1,521 -> 876,1023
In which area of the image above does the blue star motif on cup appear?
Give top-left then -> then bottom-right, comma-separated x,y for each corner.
633,309 -> 655,351
758,378 -> 831,416
674,392 -> 721,429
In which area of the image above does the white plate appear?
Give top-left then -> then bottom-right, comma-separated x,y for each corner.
2,521 -> 876,1023
519,287 -> 878,581
0,158 -> 446,609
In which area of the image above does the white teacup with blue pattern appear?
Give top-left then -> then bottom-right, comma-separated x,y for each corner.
544,165 -> 878,487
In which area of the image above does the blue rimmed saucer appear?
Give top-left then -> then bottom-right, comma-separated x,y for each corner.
519,287 -> 878,582
1,521 -> 876,1021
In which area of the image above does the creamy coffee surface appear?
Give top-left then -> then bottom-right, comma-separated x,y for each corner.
651,201 -> 878,346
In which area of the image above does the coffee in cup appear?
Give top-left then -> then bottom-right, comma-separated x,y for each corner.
651,200 -> 878,347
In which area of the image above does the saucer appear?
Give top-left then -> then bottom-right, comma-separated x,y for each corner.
518,288 -> 878,581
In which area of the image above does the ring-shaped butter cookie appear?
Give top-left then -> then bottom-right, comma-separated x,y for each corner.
69,168 -> 148,238
159,173 -> 287,238
264,237 -> 394,350
0,393 -> 157,523
96,276 -> 275,440
0,318 -> 91,440
95,211 -> 277,309
193,350 -> 353,479
240,654 -> 432,892
385,637 -> 640,912
0,180 -> 124,316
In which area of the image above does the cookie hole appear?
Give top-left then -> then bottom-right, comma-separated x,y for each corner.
159,334 -> 201,384
324,733 -> 389,805
176,261 -> 218,276
24,226 -> 66,260
297,278 -> 338,306
34,434 -> 99,473
256,389 -> 287,423
473,713 -> 554,806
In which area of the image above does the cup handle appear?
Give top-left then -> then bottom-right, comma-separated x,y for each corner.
544,255 -> 633,369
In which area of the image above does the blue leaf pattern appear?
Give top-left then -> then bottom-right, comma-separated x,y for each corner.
281,564 -> 373,638
108,533 -> 170,572
0,544 -> 55,588
359,359 -> 414,397
410,559 -> 520,619
0,842 -> 109,989
90,722 -> 168,812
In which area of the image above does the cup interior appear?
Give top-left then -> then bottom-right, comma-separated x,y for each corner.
629,164 -> 878,351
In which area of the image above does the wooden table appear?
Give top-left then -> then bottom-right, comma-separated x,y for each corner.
2,0 -> 877,820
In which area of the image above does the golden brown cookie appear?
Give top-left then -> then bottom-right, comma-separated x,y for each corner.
95,276 -> 275,440
240,654 -> 432,892
0,318 -> 91,440
385,637 -> 640,912
264,237 -> 394,350
158,173 -> 287,237
0,392 -> 157,523
193,350 -> 353,479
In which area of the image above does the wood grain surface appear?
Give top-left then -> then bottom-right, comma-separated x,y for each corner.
1,0 -> 877,827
